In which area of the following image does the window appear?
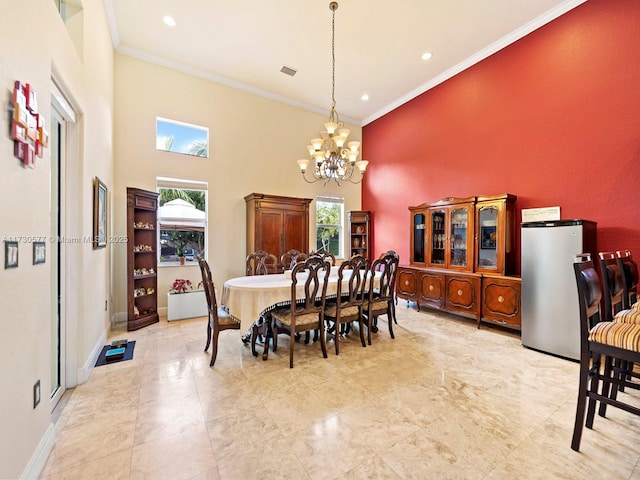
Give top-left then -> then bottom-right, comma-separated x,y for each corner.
156,117 -> 209,158
316,195 -> 344,258
157,178 -> 207,265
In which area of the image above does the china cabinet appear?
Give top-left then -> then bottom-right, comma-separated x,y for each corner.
126,187 -> 159,331
399,193 -> 521,329
245,193 -> 312,272
348,210 -> 370,259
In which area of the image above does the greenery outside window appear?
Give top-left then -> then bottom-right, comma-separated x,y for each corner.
316,195 -> 344,258
157,178 -> 207,265
156,117 -> 209,158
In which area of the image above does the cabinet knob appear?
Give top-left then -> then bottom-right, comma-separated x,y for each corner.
498,295 -> 505,303
405,280 -> 409,286
457,289 -> 463,296
429,285 -> 434,291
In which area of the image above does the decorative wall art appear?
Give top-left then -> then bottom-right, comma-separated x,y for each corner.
33,241 -> 46,265
5,241 -> 18,269
10,81 -> 48,168
93,177 -> 107,249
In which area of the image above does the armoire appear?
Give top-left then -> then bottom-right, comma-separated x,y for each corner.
244,193 -> 312,272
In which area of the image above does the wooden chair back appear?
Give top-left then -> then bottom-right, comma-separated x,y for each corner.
310,248 -> 336,265
617,250 -> 639,309
599,251 -> 625,320
280,249 -> 308,271
246,250 -> 277,275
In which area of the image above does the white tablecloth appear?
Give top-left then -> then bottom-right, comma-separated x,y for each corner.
221,268 -> 377,333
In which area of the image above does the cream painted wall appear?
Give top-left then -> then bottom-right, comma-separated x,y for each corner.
113,55 -> 363,317
0,1 -> 114,478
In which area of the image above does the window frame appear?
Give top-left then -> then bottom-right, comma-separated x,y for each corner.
315,195 -> 344,259
156,177 -> 208,267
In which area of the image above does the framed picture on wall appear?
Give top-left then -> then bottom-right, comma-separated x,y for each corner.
33,241 -> 46,265
5,241 -> 18,268
480,226 -> 497,249
93,177 -> 107,249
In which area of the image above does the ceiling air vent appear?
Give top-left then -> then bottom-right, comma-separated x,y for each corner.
280,65 -> 298,77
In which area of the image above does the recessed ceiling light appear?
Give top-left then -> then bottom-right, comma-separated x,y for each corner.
361,94 -> 369,101
163,15 -> 176,27
421,51 -> 433,61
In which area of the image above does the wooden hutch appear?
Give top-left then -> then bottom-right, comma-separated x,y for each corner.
396,194 -> 521,329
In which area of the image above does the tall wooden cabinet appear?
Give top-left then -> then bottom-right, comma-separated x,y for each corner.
398,194 -> 521,329
348,210 -> 371,259
127,187 -> 160,331
245,193 -> 312,272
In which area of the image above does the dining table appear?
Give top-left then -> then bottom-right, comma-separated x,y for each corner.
221,266 -> 380,356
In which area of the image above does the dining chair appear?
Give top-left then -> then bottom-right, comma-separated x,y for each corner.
571,253 -> 640,451
246,250 -> 278,276
197,256 -> 241,366
617,250 -> 639,309
280,249 -> 308,271
309,247 -> 336,266
267,256 -> 331,368
324,254 -> 368,354
362,251 -> 400,345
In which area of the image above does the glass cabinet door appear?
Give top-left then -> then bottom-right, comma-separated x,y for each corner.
412,213 -> 426,263
430,209 -> 446,266
477,205 -> 498,270
449,207 -> 469,268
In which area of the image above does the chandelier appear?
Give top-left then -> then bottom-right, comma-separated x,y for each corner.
297,1 -> 368,186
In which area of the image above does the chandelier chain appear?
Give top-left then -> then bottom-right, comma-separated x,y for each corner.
331,4 -> 336,114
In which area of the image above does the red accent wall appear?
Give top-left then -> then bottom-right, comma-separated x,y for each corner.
362,0 -> 640,273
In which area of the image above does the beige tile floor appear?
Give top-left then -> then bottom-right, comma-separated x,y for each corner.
41,305 -> 640,480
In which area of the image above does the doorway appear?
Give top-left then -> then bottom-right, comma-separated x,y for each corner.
50,83 -> 75,409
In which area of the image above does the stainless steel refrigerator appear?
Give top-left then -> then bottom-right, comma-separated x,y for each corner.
521,219 -> 597,360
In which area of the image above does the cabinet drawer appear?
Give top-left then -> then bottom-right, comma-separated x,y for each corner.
397,269 -> 418,298
445,274 -> 480,317
481,276 -> 521,328
418,271 -> 445,308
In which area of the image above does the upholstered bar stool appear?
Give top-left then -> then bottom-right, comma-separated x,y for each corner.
572,254 -> 640,451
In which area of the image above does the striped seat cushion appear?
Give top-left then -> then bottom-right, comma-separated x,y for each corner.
589,321 -> 640,352
325,304 -> 359,318
271,307 -> 319,327
614,309 -> 640,324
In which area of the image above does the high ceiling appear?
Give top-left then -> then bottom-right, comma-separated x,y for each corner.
103,0 -> 584,125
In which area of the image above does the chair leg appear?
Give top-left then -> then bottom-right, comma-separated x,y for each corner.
571,349 -> 591,451
209,329 -> 220,367
204,316 -> 212,352
251,322 -> 259,357
289,328 -> 295,368
334,316 -> 340,355
599,355 -> 614,417
262,318 -> 272,361
388,305 -> 395,339
585,353 -> 601,429
357,313 -> 366,348
319,318 -> 328,359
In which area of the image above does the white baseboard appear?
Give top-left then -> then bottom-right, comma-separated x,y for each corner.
20,423 -> 55,479
77,330 -> 107,384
